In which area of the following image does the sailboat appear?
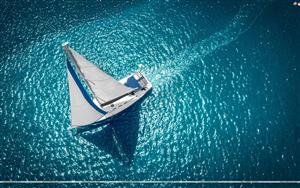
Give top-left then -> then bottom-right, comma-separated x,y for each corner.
63,42 -> 152,129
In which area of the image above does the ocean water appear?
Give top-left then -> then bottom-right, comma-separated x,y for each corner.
0,0 -> 299,185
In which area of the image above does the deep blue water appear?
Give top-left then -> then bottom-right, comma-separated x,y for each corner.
0,0 -> 299,185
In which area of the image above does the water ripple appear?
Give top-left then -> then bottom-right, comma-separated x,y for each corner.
1,0 -> 298,182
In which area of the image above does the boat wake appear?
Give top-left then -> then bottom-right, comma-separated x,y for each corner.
146,1 -> 266,87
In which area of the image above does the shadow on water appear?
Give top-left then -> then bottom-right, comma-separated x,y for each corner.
78,94 -> 151,164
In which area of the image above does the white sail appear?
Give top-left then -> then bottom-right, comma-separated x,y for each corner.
65,45 -> 134,105
67,60 -> 107,127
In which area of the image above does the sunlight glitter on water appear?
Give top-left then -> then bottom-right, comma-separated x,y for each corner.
0,0 -> 299,182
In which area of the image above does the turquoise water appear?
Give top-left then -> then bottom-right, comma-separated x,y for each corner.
0,0 -> 299,184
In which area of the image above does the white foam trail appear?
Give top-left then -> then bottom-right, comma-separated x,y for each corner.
147,1 -> 266,86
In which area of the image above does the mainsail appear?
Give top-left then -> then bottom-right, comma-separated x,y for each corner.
64,44 -> 135,105
67,60 -> 107,127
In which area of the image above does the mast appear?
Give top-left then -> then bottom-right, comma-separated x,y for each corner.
62,42 -> 104,106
